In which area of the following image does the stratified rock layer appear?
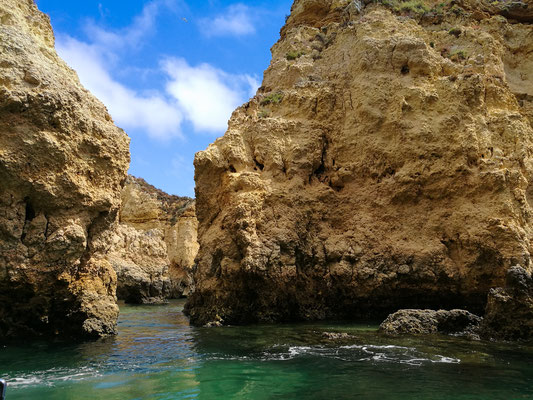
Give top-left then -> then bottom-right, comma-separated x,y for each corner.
187,0 -> 533,328
0,0 -> 130,338
106,176 -> 198,304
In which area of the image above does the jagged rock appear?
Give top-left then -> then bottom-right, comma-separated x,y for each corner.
105,176 -> 198,304
321,332 -> 355,340
186,0 -> 533,330
481,266 -> 533,341
379,309 -> 482,338
0,0 -> 130,338
486,0 -> 533,23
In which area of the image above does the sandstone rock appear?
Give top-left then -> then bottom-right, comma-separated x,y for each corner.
186,0 -> 533,331
379,309 -> 482,337
105,176 -> 198,304
481,266 -> 533,341
0,0 -> 130,338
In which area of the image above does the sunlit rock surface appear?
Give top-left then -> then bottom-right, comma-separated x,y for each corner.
0,0 -> 130,338
187,0 -> 533,336
106,176 -> 198,304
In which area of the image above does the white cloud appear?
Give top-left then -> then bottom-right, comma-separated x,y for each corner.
54,0 -> 259,140
200,4 -> 255,37
163,58 -> 259,133
244,75 -> 261,98
57,36 -> 183,140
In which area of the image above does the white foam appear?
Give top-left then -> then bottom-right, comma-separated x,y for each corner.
201,342 -> 461,366
6,366 -> 100,388
8,377 -> 43,387
433,355 -> 460,364
288,346 -> 312,356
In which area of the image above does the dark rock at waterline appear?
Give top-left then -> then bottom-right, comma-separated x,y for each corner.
379,309 -> 482,338
114,264 -> 171,305
322,332 -> 356,341
481,266 -> 533,341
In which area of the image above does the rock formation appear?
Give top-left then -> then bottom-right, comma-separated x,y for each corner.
481,265 -> 533,340
0,0 -> 130,338
186,0 -> 533,334
106,176 -> 198,304
379,309 -> 482,337
379,266 -> 533,340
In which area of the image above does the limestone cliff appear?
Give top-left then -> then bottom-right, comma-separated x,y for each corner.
186,0 -> 533,331
0,0 -> 130,338
106,176 -> 198,304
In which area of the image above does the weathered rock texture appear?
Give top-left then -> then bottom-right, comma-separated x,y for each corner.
481,266 -> 533,340
187,0 -> 533,330
379,309 -> 482,337
0,0 -> 130,338
106,176 -> 198,304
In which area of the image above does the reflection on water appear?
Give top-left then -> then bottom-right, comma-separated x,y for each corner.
1,300 -> 532,399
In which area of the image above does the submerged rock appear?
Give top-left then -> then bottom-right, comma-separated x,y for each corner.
0,0 -> 129,338
105,176 -> 199,304
321,332 -> 356,341
186,0 -> 533,333
379,309 -> 482,338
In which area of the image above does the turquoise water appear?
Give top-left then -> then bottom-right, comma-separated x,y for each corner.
1,300 -> 532,399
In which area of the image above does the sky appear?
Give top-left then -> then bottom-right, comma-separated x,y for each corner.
35,0 -> 293,197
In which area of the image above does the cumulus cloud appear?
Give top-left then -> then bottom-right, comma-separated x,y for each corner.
163,58 -> 259,133
54,0 -> 259,140
57,36 -> 183,140
199,4 -> 255,37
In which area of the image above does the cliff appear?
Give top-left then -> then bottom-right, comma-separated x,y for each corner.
186,0 -> 533,333
0,0 -> 130,338
106,176 -> 198,304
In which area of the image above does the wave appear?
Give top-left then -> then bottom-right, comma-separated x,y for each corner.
207,343 -> 460,365
5,366 -> 100,388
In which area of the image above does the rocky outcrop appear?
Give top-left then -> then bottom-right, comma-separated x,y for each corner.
0,0 -> 130,338
379,309 -> 482,337
106,176 -> 198,304
481,266 -> 533,341
379,266 -> 533,341
186,0 -> 533,332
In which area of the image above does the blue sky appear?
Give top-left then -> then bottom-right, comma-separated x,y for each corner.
35,0 -> 292,196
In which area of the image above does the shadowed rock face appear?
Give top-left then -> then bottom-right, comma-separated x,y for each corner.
106,176 -> 198,304
186,0 -> 533,328
481,266 -> 533,341
0,0 -> 130,338
379,266 -> 533,341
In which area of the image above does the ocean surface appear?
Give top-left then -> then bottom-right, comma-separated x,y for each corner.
1,300 -> 532,399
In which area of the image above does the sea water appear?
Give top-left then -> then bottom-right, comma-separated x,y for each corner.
1,300 -> 532,399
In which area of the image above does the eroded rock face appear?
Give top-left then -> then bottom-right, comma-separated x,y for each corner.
379,309 -> 482,337
0,0 -> 130,338
187,0 -> 533,328
481,266 -> 533,341
106,176 -> 198,304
